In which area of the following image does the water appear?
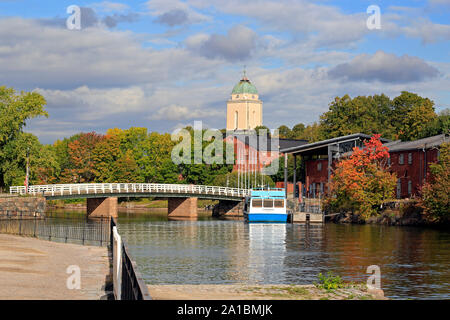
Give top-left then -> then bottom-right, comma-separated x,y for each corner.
117,212 -> 450,300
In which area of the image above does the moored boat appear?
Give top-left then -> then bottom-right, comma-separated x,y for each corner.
244,188 -> 288,223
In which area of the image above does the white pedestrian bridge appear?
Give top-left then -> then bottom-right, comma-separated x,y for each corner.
10,183 -> 250,201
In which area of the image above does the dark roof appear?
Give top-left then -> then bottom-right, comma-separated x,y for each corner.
384,134 -> 449,152
233,133 -> 308,152
280,133 -> 391,154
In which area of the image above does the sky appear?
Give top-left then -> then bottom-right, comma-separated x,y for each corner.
0,0 -> 449,144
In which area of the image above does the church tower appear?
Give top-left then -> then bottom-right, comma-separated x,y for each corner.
226,71 -> 263,131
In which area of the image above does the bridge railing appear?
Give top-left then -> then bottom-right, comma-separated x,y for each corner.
10,183 -> 250,198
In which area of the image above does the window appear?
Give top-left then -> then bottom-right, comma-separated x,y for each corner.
399,154 -> 404,165
387,157 -> 391,166
263,199 -> 273,208
274,200 -> 284,208
396,179 -> 401,199
408,153 -> 412,165
234,111 -> 238,129
320,182 -> 324,194
236,95 -> 239,98
252,199 -> 262,208
408,181 -> 412,196
317,162 -> 322,171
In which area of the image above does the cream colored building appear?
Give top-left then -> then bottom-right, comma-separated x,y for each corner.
226,73 -> 263,131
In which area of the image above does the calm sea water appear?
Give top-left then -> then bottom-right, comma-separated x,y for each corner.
116,212 -> 450,300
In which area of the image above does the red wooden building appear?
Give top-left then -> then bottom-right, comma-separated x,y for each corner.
280,133 -> 448,199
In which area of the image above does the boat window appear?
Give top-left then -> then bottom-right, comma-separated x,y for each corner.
263,199 -> 273,207
274,199 -> 284,208
252,199 -> 262,208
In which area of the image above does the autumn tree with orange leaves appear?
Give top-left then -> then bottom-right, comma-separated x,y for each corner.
327,134 -> 397,220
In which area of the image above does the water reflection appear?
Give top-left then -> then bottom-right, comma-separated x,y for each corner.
116,214 -> 450,299
247,224 -> 286,283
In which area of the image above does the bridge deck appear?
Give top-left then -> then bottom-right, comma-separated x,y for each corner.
10,183 -> 250,201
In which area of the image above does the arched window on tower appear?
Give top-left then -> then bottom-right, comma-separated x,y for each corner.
235,111 -> 238,129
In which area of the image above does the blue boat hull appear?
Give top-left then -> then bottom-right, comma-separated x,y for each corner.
245,213 -> 288,223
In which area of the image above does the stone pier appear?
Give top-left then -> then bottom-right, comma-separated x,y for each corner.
87,197 -> 118,218
168,197 -> 198,218
212,200 -> 243,217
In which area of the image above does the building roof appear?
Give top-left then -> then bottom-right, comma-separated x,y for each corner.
231,76 -> 258,95
280,133 -> 391,154
383,134 -> 449,152
233,133 -> 308,152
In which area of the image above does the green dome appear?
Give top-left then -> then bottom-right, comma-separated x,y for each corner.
231,78 -> 258,95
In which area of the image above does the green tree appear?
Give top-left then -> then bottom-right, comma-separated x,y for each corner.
419,108 -> 450,139
0,86 -> 48,188
298,122 -> 323,142
1,132 -> 59,187
419,142 -> 450,223
319,94 -> 394,140
289,123 -> 306,139
391,91 -> 437,141
277,125 -> 291,139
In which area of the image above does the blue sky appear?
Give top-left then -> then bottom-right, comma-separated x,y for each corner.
0,0 -> 449,143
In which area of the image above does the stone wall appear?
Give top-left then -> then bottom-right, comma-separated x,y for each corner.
0,196 -> 46,218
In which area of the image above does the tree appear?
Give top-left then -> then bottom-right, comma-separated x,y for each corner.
391,91 -> 437,141
60,132 -> 104,183
0,86 -> 48,189
419,108 -> 450,139
419,142 -> 450,223
277,125 -> 291,139
254,125 -> 271,137
327,134 -> 397,220
289,123 -> 306,139
319,94 -> 394,140
0,132 -> 59,186
112,150 -> 143,183
298,122 -> 323,142
92,134 -> 121,182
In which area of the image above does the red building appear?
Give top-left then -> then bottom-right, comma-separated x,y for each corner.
281,133 -> 448,199
384,135 -> 443,198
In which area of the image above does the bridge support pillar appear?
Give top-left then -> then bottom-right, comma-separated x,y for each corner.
212,200 -> 243,217
168,197 -> 197,218
87,197 -> 118,218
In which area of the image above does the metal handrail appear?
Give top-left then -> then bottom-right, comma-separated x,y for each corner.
10,183 -> 250,198
110,217 -> 151,300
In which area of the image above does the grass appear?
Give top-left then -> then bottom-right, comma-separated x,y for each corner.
314,272 -> 345,292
